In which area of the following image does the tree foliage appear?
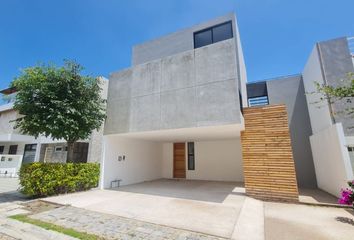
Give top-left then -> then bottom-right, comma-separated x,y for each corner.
315,72 -> 354,119
12,60 -> 106,162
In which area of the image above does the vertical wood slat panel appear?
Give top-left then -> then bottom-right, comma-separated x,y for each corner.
241,104 -> 299,202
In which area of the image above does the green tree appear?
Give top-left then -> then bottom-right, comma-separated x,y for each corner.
12,60 -> 106,162
315,72 -> 354,125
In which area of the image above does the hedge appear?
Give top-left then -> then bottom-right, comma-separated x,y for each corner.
19,163 -> 100,197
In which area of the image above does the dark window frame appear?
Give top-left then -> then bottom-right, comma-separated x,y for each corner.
193,21 -> 233,49
24,144 -> 37,151
187,142 -> 195,170
8,145 -> 18,155
0,146 -> 4,154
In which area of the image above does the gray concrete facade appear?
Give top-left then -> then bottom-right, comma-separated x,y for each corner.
132,12 -> 248,108
132,13 -> 236,66
317,37 -> 354,136
105,14 -> 245,135
266,76 -> 317,188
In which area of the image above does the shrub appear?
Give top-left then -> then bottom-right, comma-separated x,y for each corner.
338,180 -> 354,207
19,162 -> 100,197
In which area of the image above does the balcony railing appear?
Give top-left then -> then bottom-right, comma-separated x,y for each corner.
0,154 -> 23,177
248,96 -> 269,107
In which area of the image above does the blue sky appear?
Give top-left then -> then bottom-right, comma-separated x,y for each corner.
0,0 -> 353,90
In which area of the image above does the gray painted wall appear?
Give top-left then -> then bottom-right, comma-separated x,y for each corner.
266,75 -> 317,188
318,37 -> 354,136
105,39 -> 241,135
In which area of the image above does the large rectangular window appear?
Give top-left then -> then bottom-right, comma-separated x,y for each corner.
194,21 -> 233,49
187,142 -> 195,170
0,146 -> 4,154
23,144 -> 37,164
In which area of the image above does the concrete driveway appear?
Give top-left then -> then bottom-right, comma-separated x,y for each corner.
45,179 -> 354,240
46,179 -> 247,238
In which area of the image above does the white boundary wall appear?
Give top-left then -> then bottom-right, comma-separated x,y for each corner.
310,123 -> 353,197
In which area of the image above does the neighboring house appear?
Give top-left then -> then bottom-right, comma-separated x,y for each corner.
101,13 -> 354,199
301,37 -> 354,196
0,77 -> 108,176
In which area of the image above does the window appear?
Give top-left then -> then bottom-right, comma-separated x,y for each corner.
55,146 -> 63,152
23,144 -> 37,164
194,29 -> 212,48
246,82 -> 269,107
187,142 -> 195,170
0,146 -> 4,154
194,21 -> 233,49
24,144 -> 37,151
8,145 -> 17,155
212,23 -> 233,43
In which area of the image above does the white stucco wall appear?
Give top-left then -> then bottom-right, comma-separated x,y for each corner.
0,142 -> 26,155
0,109 -> 20,135
310,123 -> 353,197
161,139 -> 243,182
101,136 -> 163,188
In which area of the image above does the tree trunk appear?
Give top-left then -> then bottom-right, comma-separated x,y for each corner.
66,141 -> 75,163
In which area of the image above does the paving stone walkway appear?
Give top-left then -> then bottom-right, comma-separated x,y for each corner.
31,205 -> 226,240
0,202 -> 76,240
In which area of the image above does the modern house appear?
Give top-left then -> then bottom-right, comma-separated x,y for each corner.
0,77 -> 108,176
101,13 -> 354,200
0,13 -> 352,201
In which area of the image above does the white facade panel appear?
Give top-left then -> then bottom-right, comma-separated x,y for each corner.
310,123 -> 353,197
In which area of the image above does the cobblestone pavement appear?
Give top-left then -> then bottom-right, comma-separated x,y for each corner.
31,205 -> 226,240
0,202 -> 76,240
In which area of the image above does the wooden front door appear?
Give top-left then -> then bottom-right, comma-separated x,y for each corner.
173,143 -> 186,178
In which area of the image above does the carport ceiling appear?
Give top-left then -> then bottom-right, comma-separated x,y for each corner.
106,124 -> 244,142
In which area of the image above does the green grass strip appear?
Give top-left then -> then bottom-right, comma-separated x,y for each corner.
9,214 -> 100,240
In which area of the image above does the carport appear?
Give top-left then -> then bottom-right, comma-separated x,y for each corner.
100,124 -> 245,189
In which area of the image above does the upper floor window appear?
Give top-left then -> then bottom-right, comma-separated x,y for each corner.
8,145 -> 18,155
246,82 -> 269,107
194,21 -> 233,49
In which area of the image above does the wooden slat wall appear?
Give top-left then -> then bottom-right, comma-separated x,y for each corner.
241,104 -> 299,202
